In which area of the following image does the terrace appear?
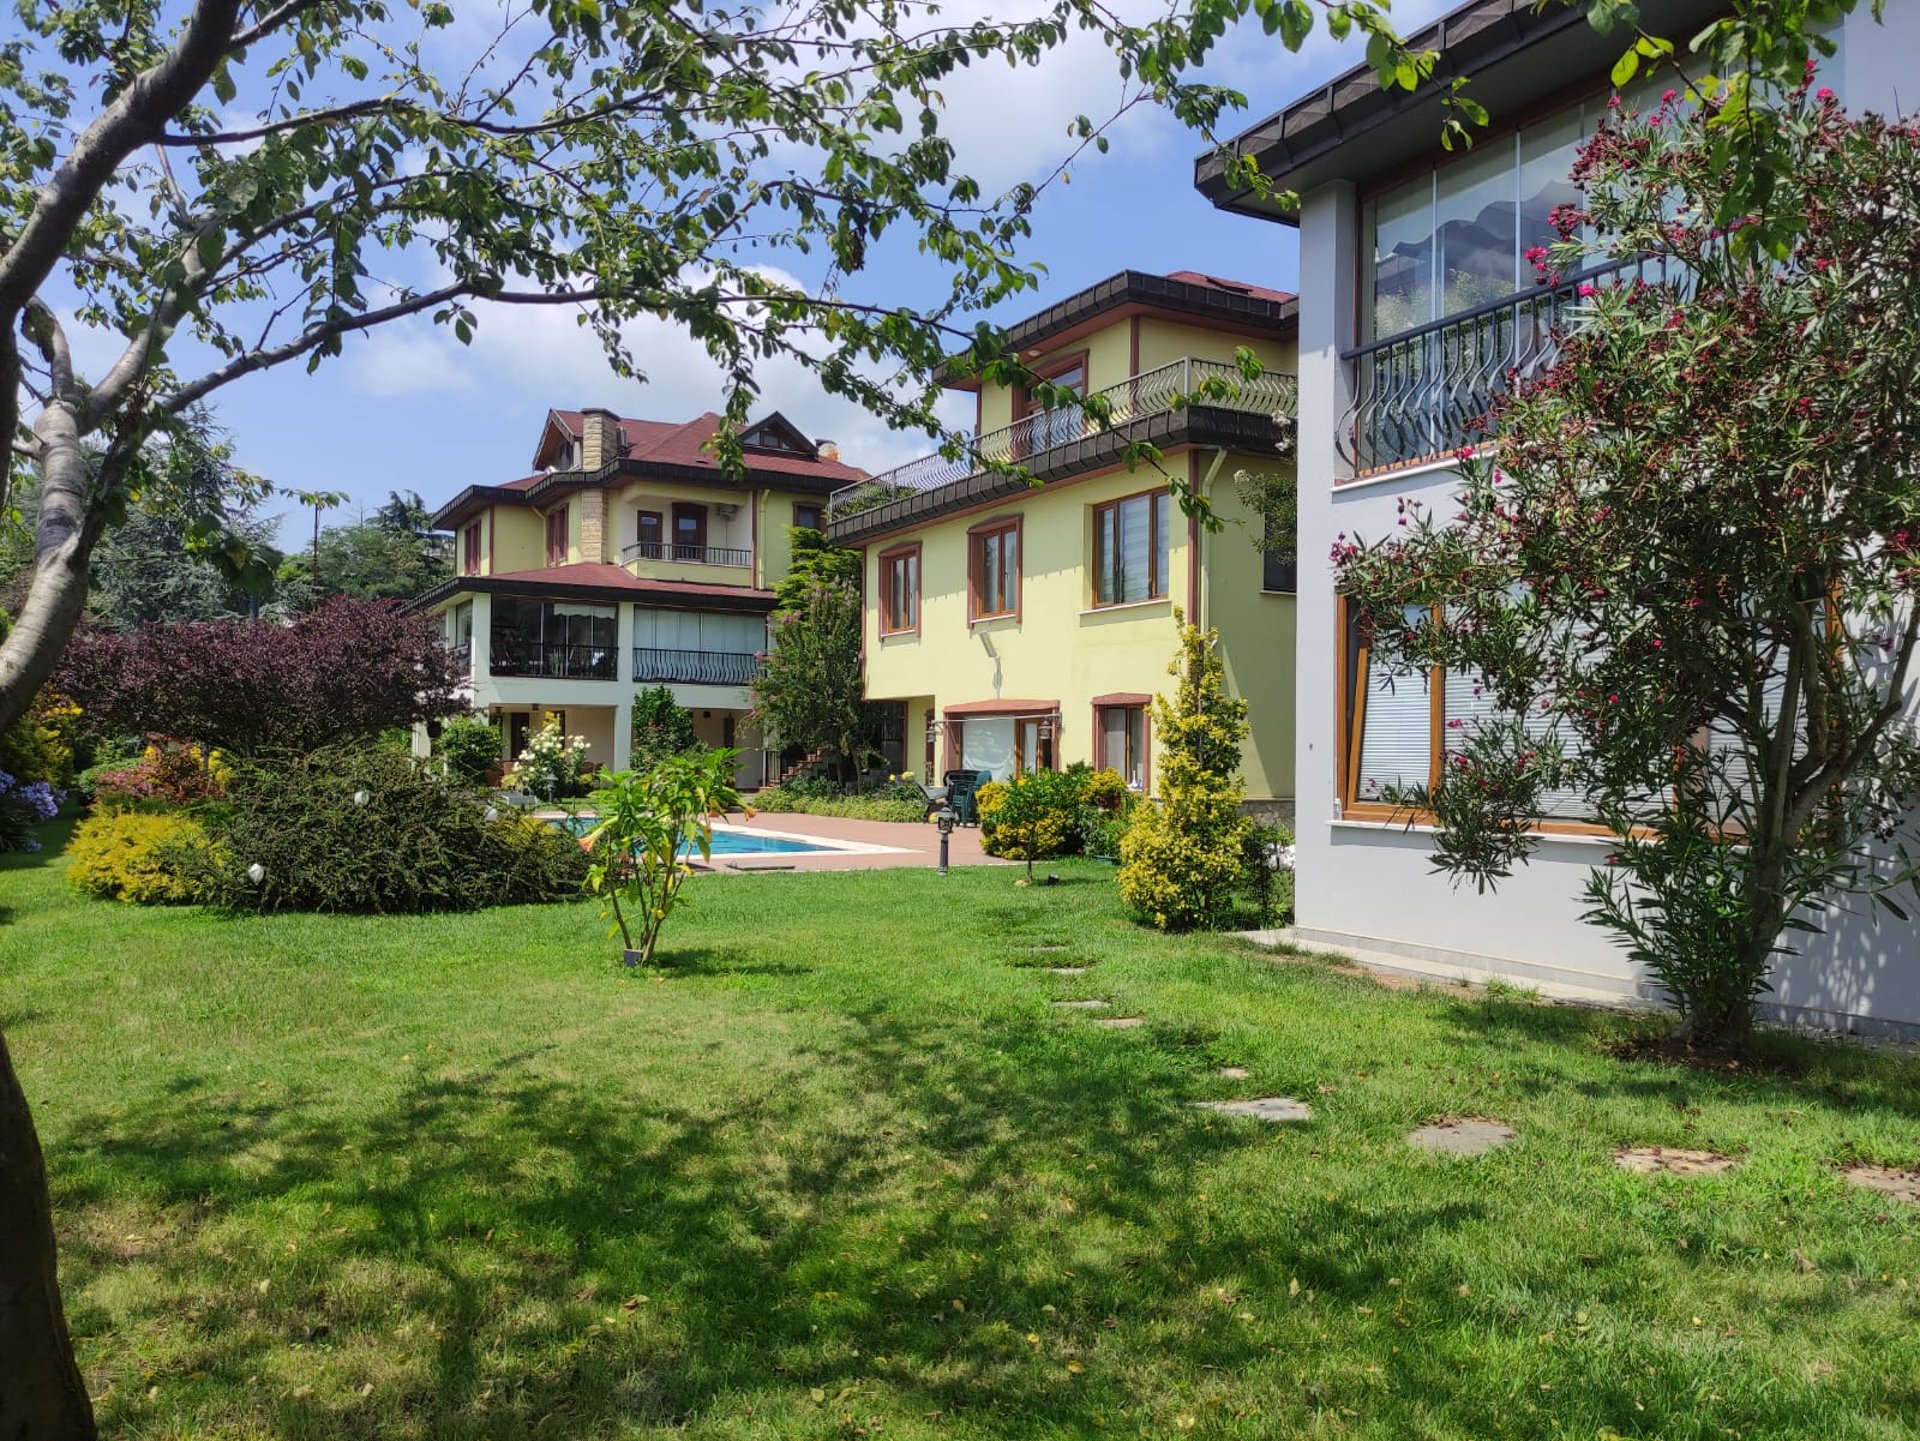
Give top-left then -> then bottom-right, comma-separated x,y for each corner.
826,357 -> 1299,541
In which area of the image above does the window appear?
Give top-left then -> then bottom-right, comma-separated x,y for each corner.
1339,600 -> 1594,820
970,518 -> 1020,621
544,506 -> 568,566
450,600 -> 474,674
792,502 -> 824,533
635,509 -> 664,559
1014,716 -> 1055,775
1015,352 -> 1088,455
880,545 -> 920,635
488,597 -> 617,680
1097,704 -> 1149,791
1262,509 -> 1296,593
672,502 -> 708,559
1092,490 -> 1171,606
463,523 -> 482,574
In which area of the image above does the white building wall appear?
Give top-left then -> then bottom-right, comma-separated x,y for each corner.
1288,4 -> 1920,1034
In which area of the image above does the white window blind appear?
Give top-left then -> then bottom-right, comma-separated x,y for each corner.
1358,608 -> 1433,801
960,718 -> 1015,780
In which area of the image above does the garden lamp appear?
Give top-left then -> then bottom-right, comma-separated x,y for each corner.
935,805 -> 956,877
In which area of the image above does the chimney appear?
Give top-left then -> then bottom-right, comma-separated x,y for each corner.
816,438 -> 840,462
579,408 -> 621,471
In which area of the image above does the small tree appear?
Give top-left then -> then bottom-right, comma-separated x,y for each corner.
751,574 -> 878,783
1120,613 -> 1253,930
630,686 -> 702,771
435,716 -> 502,788
56,599 -> 466,757
1335,86 -> 1920,1046
582,749 -> 744,966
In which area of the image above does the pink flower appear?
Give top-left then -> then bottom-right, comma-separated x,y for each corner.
1817,87 -> 1835,102
1577,283 -> 1598,299
1662,89 -> 1677,103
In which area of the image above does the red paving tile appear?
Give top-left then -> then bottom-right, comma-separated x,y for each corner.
704,808 -> 1000,873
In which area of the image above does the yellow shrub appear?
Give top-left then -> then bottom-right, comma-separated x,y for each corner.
65,811 -> 216,905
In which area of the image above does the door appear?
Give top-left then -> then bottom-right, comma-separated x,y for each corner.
672,503 -> 708,561
507,711 -> 531,763
1015,717 -> 1055,775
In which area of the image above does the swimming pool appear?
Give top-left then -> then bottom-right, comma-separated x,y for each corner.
556,817 -> 849,858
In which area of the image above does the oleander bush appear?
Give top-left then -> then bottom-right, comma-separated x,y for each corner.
65,810 -> 219,904
203,744 -> 589,914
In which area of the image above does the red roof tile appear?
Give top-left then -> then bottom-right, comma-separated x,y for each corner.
1163,270 -> 1297,306
546,408 -> 868,483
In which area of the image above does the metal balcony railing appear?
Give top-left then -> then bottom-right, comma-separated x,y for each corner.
488,641 -> 618,681
620,541 -> 753,568
827,356 -> 1299,522
1340,255 -> 1686,473
631,647 -> 763,686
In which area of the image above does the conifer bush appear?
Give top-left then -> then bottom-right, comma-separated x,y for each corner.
1120,615 -> 1253,931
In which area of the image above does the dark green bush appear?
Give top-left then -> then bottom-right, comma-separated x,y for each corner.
751,782 -> 925,824
203,744 -> 588,913
436,715 -> 501,787
631,686 -> 701,770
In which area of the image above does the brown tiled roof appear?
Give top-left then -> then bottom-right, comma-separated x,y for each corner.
544,409 -> 868,484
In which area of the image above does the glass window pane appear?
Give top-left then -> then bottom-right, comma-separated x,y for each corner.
1153,491 -> 1170,598
1367,173 -> 1435,341
1094,508 -> 1116,602
1518,110 -> 1584,267
1120,497 -> 1150,603
1357,607 -> 1433,802
1127,708 -> 1146,789
1004,531 -> 1018,612
1435,136 -> 1520,319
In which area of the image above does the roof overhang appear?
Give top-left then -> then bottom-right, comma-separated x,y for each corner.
1194,0 -> 1729,225
403,574 -> 777,616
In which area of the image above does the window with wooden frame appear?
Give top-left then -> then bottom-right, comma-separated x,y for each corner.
544,506 -> 568,566
969,517 -> 1020,622
462,523 -> 482,574
634,509 -> 664,559
792,501 -> 824,533
1095,703 -> 1149,791
1339,598 -> 1596,823
1091,489 -> 1171,606
672,502 -> 708,558
879,544 -> 920,636
1013,350 -> 1089,456
1014,715 -> 1055,775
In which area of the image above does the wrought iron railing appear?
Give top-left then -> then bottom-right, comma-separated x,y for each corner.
488,641 -> 618,681
1340,255 -> 1684,473
620,541 -> 753,568
631,647 -> 762,686
828,357 -> 1299,522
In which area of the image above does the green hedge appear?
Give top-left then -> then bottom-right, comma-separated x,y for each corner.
751,786 -> 926,824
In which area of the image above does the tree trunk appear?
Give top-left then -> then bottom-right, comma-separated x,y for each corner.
0,1028 -> 97,1440
0,410 -> 103,737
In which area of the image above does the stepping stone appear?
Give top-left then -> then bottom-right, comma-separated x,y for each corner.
1052,999 -> 1110,1010
1045,966 -> 1090,976
1842,1164 -> 1920,1202
1407,1119 -> 1515,1155
1612,1146 -> 1739,1176
1093,1017 -> 1145,1029
1216,1066 -> 1251,1079
1192,1096 -> 1313,1122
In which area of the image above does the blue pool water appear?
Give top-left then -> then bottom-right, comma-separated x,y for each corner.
557,817 -> 844,857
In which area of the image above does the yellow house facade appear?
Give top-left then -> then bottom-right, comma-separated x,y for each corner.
412,407 -> 868,786
826,271 -> 1300,812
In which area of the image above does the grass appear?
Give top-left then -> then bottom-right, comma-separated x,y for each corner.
4,817 -> 1920,1440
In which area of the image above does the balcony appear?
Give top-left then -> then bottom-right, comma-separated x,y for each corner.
1341,255 -> 1682,474
632,647 -> 763,686
488,641 -> 618,681
827,357 -> 1299,528
620,541 -> 753,568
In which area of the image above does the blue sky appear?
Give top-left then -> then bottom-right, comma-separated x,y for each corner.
65,0 -> 1452,541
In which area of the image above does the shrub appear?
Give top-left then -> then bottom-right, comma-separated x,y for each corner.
582,750 -> 744,965
978,764 -> 1132,863
436,715 -> 501,787
502,716 -> 594,799
1119,615 -> 1253,931
0,692 -> 79,787
631,686 -> 701,770
204,744 -> 589,913
751,783 -> 926,824
751,774 -> 929,823
66,811 -> 217,904
1239,823 -> 1296,928
91,738 -> 228,808
72,736 -> 144,802
0,768 -> 64,853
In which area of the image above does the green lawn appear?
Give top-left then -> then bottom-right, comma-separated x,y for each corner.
4,821 -> 1919,1440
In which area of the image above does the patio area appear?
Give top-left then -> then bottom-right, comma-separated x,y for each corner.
705,809 -> 997,872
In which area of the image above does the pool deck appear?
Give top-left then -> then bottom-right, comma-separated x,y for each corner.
705,809 -> 996,873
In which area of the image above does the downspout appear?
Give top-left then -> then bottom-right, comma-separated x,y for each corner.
1192,447 -> 1231,632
